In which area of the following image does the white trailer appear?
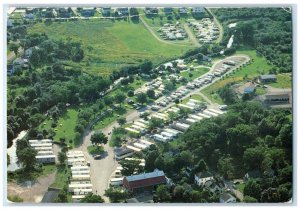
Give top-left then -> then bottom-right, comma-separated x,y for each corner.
185,118 -> 197,124
68,157 -> 86,166
69,183 -> 93,192
125,127 -> 140,134
189,99 -> 201,103
29,139 -> 52,144
72,170 -> 90,175
72,174 -> 91,181
67,153 -> 85,159
190,115 -> 203,121
140,139 -> 153,146
161,132 -> 175,139
153,134 -> 168,142
178,104 -> 194,110
173,122 -> 190,131
126,145 -> 142,152
71,165 -> 90,171
204,110 -> 219,117
30,143 -> 52,147
36,155 -> 56,163
164,128 -> 181,136
197,113 -> 211,118
208,108 -> 225,115
34,146 -> 53,151
110,177 -> 124,186
133,142 -> 148,149
37,151 -> 54,155
134,122 -> 148,128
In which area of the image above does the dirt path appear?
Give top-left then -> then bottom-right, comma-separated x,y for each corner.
183,23 -> 201,47
7,172 -> 56,203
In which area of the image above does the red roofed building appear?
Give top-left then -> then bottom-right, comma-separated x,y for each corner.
123,169 -> 167,193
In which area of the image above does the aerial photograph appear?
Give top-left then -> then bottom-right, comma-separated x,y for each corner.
5,5 -> 293,204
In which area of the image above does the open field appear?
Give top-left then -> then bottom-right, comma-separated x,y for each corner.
202,48 -> 274,103
28,19 -> 193,76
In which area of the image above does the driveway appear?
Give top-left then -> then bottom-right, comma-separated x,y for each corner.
183,23 -> 201,47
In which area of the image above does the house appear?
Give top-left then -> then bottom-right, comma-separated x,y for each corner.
244,170 -> 261,181
116,7 -> 129,16
259,74 -> 277,83
58,8 -> 70,18
145,7 -> 158,15
192,7 -> 205,14
194,171 -> 214,186
123,169 -> 167,193
114,146 -> 135,160
204,179 -> 226,194
7,19 -> 13,28
219,192 -> 236,203
101,7 -> 111,16
244,86 -> 256,94
13,57 -> 25,68
164,8 -> 173,13
179,7 -> 188,14
7,64 -> 14,76
80,8 -> 95,17
264,91 -> 291,104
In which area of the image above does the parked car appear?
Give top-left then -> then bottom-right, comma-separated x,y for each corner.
94,155 -> 102,160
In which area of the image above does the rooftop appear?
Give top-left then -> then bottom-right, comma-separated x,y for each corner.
126,169 -> 165,182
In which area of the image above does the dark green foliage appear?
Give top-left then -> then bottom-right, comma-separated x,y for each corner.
80,193 -> 104,203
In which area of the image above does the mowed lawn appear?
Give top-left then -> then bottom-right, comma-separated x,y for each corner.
202,49 -> 273,104
28,19 -> 193,76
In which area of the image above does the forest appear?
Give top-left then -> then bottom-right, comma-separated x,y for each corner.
214,8 -> 292,73
142,101 -> 292,202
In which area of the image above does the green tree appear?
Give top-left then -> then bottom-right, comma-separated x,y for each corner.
127,90 -> 134,97
115,92 -> 126,106
90,132 -> 108,145
17,147 -> 37,170
80,193 -> 104,203
104,187 -> 129,203
243,195 -> 258,203
217,157 -> 234,179
119,159 -> 143,176
148,118 -> 164,131
9,42 -> 19,56
155,185 -> 171,202
136,93 -> 147,104
58,152 -> 67,165
146,89 -> 156,99
244,180 -> 262,200
117,117 -> 126,126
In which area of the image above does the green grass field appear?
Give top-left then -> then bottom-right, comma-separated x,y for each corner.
50,165 -> 70,188
181,94 -> 205,104
28,19 -> 193,76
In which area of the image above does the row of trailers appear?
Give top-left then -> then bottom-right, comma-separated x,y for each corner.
28,139 -> 56,163
153,106 -> 226,143
67,150 -> 93,202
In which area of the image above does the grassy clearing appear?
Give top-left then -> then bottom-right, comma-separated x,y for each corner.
202,48 -> 273,103
28,19 -> 192,76
181,94 -> 205,104
39,109 -> 78,146
40,164 -> 57,178
50,165 -> 70,189
255,87 -> 267,95
237,183 -> 245,193
180,67 -> 210,81
268,73 -> 292,89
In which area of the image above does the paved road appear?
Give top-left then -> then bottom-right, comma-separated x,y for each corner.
183,23 -> 201,47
